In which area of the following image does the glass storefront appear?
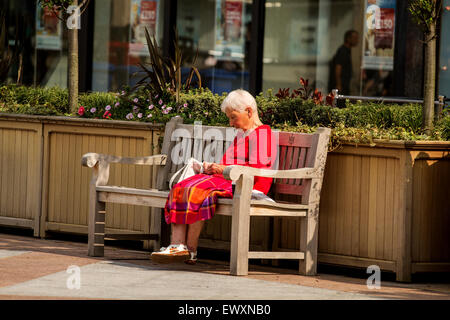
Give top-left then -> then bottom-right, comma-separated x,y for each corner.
1,0 -> 446,100
176,0 -> 252,94
262,0 -> 395,97
439,1 -> 450,98
92,0 -> 165,92
1,0 -> 68,87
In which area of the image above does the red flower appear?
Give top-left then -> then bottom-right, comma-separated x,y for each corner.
78,106 -> 85,116
103,111 -> 112,119
326,92 -> 335,106
300,77 -> 308,88
275,88 -> 291,99
312,89 -> 323,105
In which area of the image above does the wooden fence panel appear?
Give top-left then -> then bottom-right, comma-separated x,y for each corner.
40,123 -> 160,237
0,120 -> 42,236
411,151 -> 450,264
273,146 -> 403,271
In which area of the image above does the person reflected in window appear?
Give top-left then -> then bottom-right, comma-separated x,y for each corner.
328,30 -> 359,95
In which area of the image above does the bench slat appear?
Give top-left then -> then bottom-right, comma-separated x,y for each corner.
96,186 -> 169,197
249,207 -> 307,217
288,147 -> 300,185
278,132 -> 313,148
98,192 -> 167,208
97,186 -> 308,214
297,147 -> 308,185
273,183 -> 306,195
218,197 -> 308,210
248,251 -> 305,259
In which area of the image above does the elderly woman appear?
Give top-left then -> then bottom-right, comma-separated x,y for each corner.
151,89 -> 277,264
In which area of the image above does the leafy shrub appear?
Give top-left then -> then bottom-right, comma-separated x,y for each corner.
0,84 -> 448,146
434,109 -> 450,140
0,84 -> 69,115
178,88 -> 228,125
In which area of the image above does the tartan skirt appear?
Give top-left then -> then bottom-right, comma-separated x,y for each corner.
164,173 -> 233,225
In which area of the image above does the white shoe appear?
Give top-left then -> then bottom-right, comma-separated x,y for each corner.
151,244 -> 190,263
184,251 -> 197,265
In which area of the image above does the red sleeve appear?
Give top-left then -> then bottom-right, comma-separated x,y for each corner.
248,125 -> 277,194
220,125 -> 278,195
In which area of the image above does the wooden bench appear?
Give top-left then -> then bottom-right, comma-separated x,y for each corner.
81,116 -> 331,276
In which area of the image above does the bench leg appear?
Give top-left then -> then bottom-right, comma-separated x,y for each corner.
230,175 -> 253,276
230,206 -> 250,276
147,207 -> 162,252
88,192 -> 105,257
299,213 -> 319,276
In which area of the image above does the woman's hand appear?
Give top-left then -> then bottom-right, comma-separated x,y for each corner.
203,162 -> 226,175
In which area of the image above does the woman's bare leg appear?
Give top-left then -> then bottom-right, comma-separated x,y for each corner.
186,220 -> 205,252
170,223 -> 187,245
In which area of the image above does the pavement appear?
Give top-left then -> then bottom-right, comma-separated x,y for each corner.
0,231 -> 449,300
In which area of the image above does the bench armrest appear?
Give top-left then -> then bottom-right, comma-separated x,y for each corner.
81,153 -> 167,168
81,153 -> 167,187
223,165 -> 319,181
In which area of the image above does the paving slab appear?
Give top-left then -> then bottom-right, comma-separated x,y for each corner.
1,232 -> 449,300
0,259 -> 382,300
0,250 -> 30,259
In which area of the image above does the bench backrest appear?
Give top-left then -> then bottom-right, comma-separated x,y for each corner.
156,116 -> 330,204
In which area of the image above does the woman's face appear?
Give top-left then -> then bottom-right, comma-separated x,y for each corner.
225,107 -> 252,130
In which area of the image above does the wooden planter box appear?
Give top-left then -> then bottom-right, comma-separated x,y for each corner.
0,116 -> 42,235
200,140 -> 450,282
0,113 -> 163,248
1,113 -> 448,281
272,140 -> 450,282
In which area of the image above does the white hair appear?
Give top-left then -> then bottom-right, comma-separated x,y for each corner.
220,89 -> 258,113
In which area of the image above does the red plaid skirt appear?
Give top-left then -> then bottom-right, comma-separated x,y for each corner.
164,173 -> 233,224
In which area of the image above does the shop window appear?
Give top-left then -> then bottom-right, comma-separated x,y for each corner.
177,0 -> 252,94
92,0 -> 165,92
439,1 -> 450,98
262,0 -> 396,97
0,0 -> 67,87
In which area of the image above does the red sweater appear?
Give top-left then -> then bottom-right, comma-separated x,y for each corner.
220,124 -> 277,194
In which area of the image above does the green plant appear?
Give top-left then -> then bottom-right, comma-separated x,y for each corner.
408,0 -> 443,133
77,86 -> 182,122
409,0 -> 443,32
178,88 -> 228,125
131,27 -> 201,104
1,85 -> 449,145
38,0 -> 91,17
434,109 -> 450,140
275,77 -> 334,106
0,84 -> 70,115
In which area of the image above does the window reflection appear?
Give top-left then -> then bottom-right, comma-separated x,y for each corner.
263,0 -> 396,97
35,2 -> 68,88
0,0 -> 67,87
177,0 -> 252,94
92,0 -> 165,92
439,0 -> 450,98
